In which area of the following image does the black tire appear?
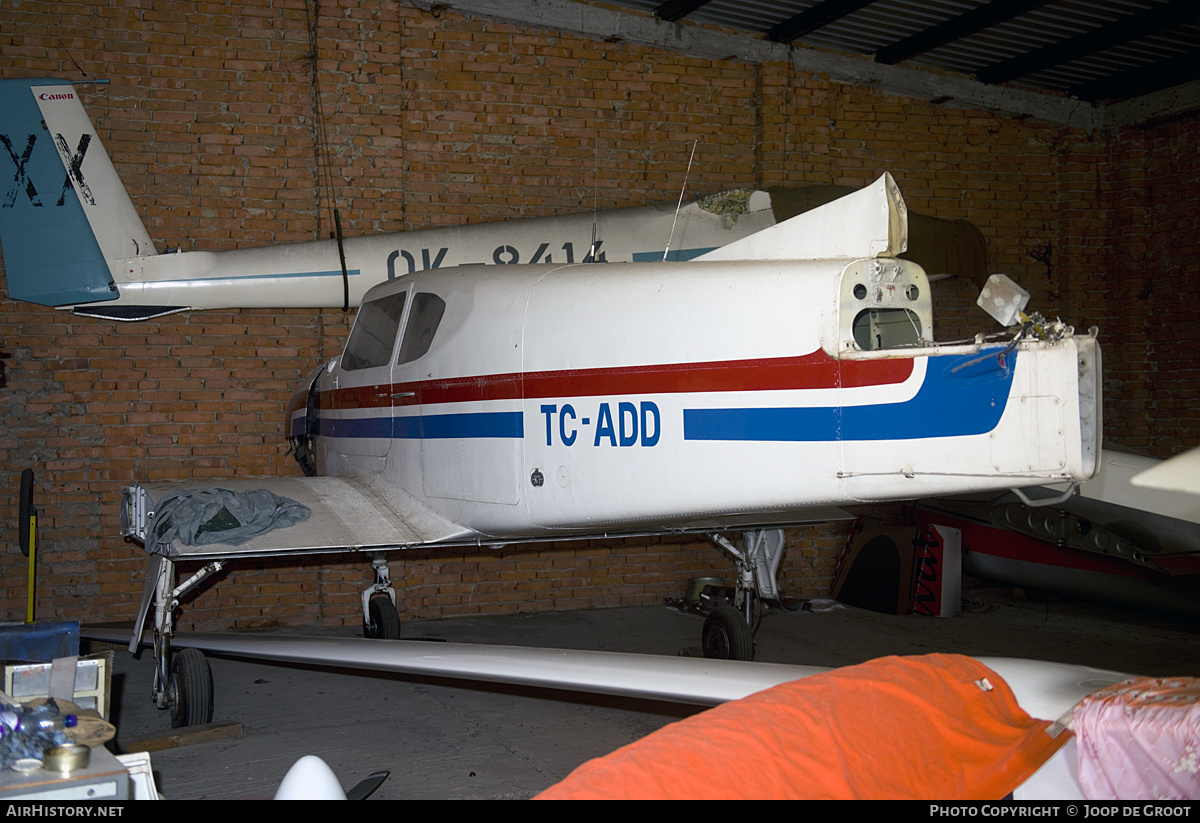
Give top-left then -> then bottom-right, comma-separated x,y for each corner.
364,594 -> 401,639
702,603 -> 754,661
169,648 -> 213,728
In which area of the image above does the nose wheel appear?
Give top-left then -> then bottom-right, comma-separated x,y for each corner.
701,603 -> 754,661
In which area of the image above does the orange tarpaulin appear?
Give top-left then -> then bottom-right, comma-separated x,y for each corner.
535,654 -> 1068,800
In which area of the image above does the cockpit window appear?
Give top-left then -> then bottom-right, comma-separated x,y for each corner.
342,291 -> 407,371
397,292 -> 445,365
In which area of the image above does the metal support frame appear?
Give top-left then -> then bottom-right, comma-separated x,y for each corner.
707,528 -> 786,626
139,557 -> 224,709
131,547 -> 399,719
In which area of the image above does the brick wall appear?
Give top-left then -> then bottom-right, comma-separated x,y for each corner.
1,0 -> 1195,631
1113,118 -> 1200,454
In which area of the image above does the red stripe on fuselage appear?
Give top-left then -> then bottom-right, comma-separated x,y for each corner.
320,351 -> 914,410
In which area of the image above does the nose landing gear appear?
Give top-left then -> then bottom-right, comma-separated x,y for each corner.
700,529 -> 787,661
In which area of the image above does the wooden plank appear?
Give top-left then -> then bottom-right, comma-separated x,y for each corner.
115,721 -> 242,753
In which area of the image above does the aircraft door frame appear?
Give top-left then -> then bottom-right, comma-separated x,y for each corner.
404,285 -> 524,506
328,284 -> 411,461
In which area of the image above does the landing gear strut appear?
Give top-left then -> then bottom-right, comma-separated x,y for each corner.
129,547 -> 405,728
127,524 -> 779,719
133,555 -> 221,728
701,529 -> 787,661
361,554 -> 401,639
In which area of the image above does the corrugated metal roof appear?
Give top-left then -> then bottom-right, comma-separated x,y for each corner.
603,0 -> 1200,101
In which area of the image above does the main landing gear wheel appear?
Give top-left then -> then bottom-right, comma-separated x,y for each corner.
702,603 -> 754,661
168,648 -> 213,728
364,594 -> 401,639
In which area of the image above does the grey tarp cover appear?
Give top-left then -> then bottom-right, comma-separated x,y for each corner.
147,487 -> 311,555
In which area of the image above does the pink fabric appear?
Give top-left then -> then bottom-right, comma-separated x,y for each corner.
1074,677 -> 1200,800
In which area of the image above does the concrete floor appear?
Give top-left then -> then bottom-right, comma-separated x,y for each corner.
93,583 -> 1199,800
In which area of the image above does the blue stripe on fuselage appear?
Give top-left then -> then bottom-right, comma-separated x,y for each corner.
683,348 -> 1016,442
318,411 -> 523,440
632,247 -> 716,262
307,349 -> 1015,444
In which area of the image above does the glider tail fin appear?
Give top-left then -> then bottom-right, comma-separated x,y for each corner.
0,78 -> 155,307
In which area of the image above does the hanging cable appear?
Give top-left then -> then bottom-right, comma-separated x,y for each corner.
306,0 -> 338,235
304,1 -> 351,310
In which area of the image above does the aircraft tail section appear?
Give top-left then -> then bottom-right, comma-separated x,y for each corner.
0,78 -> 156,306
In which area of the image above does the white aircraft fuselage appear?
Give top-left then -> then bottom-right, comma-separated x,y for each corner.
288,250 -> 1100,540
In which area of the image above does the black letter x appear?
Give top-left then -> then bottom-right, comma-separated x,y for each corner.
55,133 -> 93,206
0,133 -> 42,208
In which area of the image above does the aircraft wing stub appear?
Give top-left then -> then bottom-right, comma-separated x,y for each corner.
122,475 -> 472,560
122,474 -> 853,559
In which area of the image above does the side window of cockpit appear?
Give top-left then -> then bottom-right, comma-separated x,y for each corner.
342,291 -> 407,371
396,293 -> 446,365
